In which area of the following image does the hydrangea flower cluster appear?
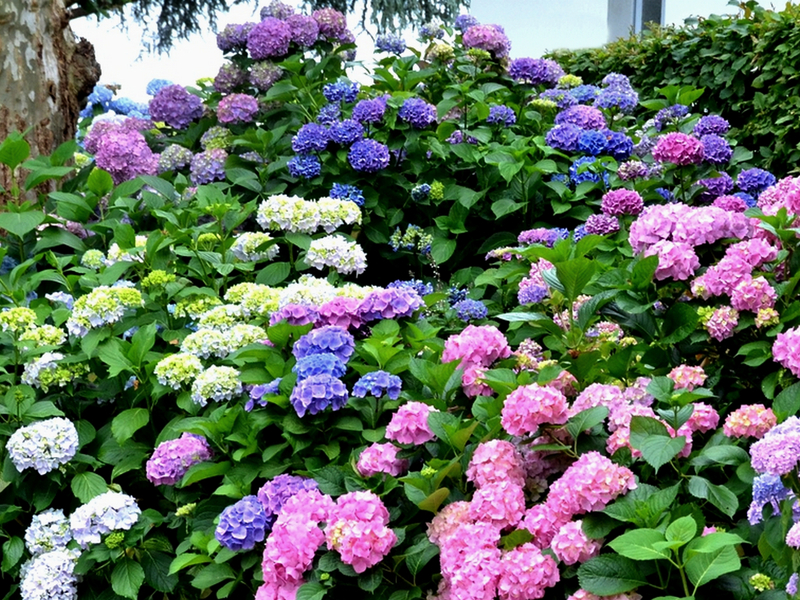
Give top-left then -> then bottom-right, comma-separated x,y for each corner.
773,327 -> 800,376
385,401 -> 438,444
348,138 -> 390,172
231,232 -> 279,262
376,33 -> 406,54
352,370 -> 402,399
70,491 -> 141,547
305,235 -> 367,275
8,418 -> 79,475
256,194 -> 361,234
66,285 -> 143,337
25,509 -> 72,555
149,84 -> 203,129
443,325 -> 511,396
462,23 -> 510,58
190,365 -> 243,406
398,97 -> 437,128
750,416 -> 800,476
508,57 -> 563,85
501,384 -> 569,436
217,93 -> 259,124
356,442 -> 408,477
19,548 -> 79,600
215,495 -> 271,551
146,433 -> 213,485
724,404 -> 776,439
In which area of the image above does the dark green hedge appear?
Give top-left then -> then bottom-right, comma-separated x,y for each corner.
547,1 -> 800,175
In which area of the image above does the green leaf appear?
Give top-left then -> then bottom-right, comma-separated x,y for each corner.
142,550 -> 178,593
417,488 -> 449,513
191,563 -> 235,589
578,555 -> 650,595
296,582 -> 327,600
430,237 -> 457,264
129,323 -> 156,367
179,461 -> 230,488
256,262 -> 291,286
555,257 -> 596,303
168,553 -> 212,575
24,401 -> 64,419
24,166 -> 73,190
87,167 -> 115,196
687,476 -> 739,517
405,537 -> 439,576
358,569 -> 383,592
566,406 -> 609,439
1,537 -> 23,572
690,445 -> 749,468
112,558 -> 145,600
684,532 -> 746,556
0,210 -> 45,238
665,516 -> 697,546
607,529 -> 670,561
111,408 -> 150,444
50,191 -> 95,222
0,133 -> 30,170
71,472 -> 107,503
684,545 -> 740,589
629,416 -> 686,471
661,303 -> 699,344
500,529 -> 534,550
630,254 -> 660,290
774,382 -> 800,421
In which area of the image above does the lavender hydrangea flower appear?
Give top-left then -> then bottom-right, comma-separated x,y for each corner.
290,373 -> 348,417
539,88 -> 577,109
348,139 -> 390,172
654,104 -> 690,131
462,23 -> 510,58
292,123 -> 330,153
324,80 -> 360,103
7,418 -> 79,475
788,573 -> 799,596
312,8 -> 347,40
555,104 -> 606,130
357,288 -> 424,322
330,183 -> 365,206
257,474 -> 318,516
508,58 -> 563,86
269,304 -> 319,326
146,78 -> 173,96
214,62 -> 246,93
376,33 -> 406,54
20,549 -> 79,600
697,172 -> 734,199
190,149 -> 228,185
453,299 -> 489,321
293,353 -> 347,381
287,154 -> 322,179
25,509 -> 72,555
700,134 -> 733,165
329,119 -> 364,145
595,86 -> 638,113
70,491 -> 141,548
146,433 -> 213,486
247,17 -> 292,59
738,168 -> 777,195
518,227 -> 569,247
217,93 -> 259,124
577,130 -> 606,155
585,214 -> 620,235
285,14 -> 319,46
750,417 -> 800,476
149,84 -> 203,129
455,14 -> 480,31
352,370 -> 403,399
95,129 -> 158,184
487,104 -> 516,126
694,115 -> 730,137
352,97 -> 387,123
249,61 -> 283,91
293,326 -> 355,363
389,279 -> 434,296
545,123 -> 581,152
247,378 -> 282,411
518,283 -> 548,304
215,496 -> 271,551
747,473 -> 791,524
260,0 -> 294,19
398,97 -> 437,129
216,23 -> 254,52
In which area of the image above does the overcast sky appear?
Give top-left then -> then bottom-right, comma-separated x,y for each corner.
71,0 -> 781,102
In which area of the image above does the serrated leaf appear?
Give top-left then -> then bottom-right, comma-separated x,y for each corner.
112,558 -> 145,600
71,472 -> 107,503
191,563 -> 235,589
684,532 -> 747,556
296,582 -> 327,600
665,516 -> 697,546
684,545 -> 740,589
566,406 -> 609,439
608,528 -> 670,561
1,537 -> 23,572
774,382 -> 800,421
629,416 -> 685,471
111,408 -> 150,444
578,555 -> 650,595
686,476 -> 739,517
0,211 -> 45,238
405,537 -> 439,576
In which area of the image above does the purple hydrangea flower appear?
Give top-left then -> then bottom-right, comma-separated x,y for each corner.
518,227 -> 569,247
602,129 -> 634,160
290,373 -> 349,417
693,115 -> 730,137
215,495 -> 271,551
269,304 -> 319,326
388,279 -> 434,296
546,123 -> 582,152
285,14 -> 319,46
453,299 -> 489,322
247,378 -> 282,411
700,134 -> 733,165
487,104 -> 516,126
357,288 -> 424,322
149,84 -> 203,129
329,119 -> 364,145
585,214 -> 620,235
578,129 -> 606,155
293,325 -> 355,363
654,104 -> 690,131
462,23 -> 510,58
312,8 -> 347,40
146,433 -> 213,486
292,123 -> 330,153
737,168 -> 777,194
323,80 -> 360,103
214,63 -> 247,93
348,139 -> 390,172
190,149 -> 228,184
447,130 -> 479,145
602,72 -> 632,88
750,417 -> 800,475
257,474 -> 318,516
287,154 -> 321,179
616,160 -> 648,181
216,23 -> 255,52
788,573 -> 799,596
352,97 -> 388,123
398,97 -> 437,129
518,283 -> 548,304
507,58 -> 563,86
595,87 -> 638,113
292,353 -> 347,381
217,93 -> 259,124
250,61 -> 283,91
747,473 -> 790,525
317,103 -> 341,126
697,172 -> 734,199
376,33 -> 406,54
95,129 -> 158,184
455,14 -> 480,32
247,17 -> 292,59
555,105 -> 606,130
330,183 -> 365,206
539,88 -> 578,109
570,85 -> 601,103
352,370 -> 403,399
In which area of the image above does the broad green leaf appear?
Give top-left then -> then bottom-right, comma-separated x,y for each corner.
191,563 -> 235,589
179,461 -> 230,488
24,166 -> 73,190
665,516 -> 697,546
774,382 -> 800,421
684,532 -> 747,556
0,211 -> 45,238
661,303 -> 700,344
256,262 -> 291,285
417,488 -> 449,513
296,582 -> 327,600
578,555 -> 650,595
142,550 -> 178,593
566,406 -> 609,439
500,529 -> 534,550
168,553 -> 212,575
405,536 -> 440,576
111,558 -> 145,600
0,133 -> 30,170
112,408 -> 150,444
1,537 -> 23,572
629,416 -> 686,471
687,476 -> 739,517
430,237 -> 457,264
607,528 -> 670,561
71,472 -> 107,503
555,257 -> 596,302
87,167 -> 114,196
684,545 -> 740,589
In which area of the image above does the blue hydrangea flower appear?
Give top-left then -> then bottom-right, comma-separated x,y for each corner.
87,85 -> 113,108
700,134 -> 733,165
246,378 -> 282,411
545,123 -> 581,152
323,80 -> 360,103
389,279 -> 434,297
487,104 -> 516,126
330,183 -> 365,206
570,85 -> 601,104
656,187 -> 675,201
293,353 -> 346,380
287,154 -> 321,179
748,474 -> 791,525
518,284 -> 548,305
453,299 -> 488,321
352,370 -> 402,399
317,103 -> 341,126
455,14 -> 479,32
573,224 -> 588,242
595,87 -> 638,113
577,130 -> 606,156
654,104 -> 689,131
352,97 -> 387,124
398,97 -> 437,129
146,78 -> 174,97
293,325 -> 355,363
539,88 -> 578,109
448,287 -> 468,306
215,495 -> 272,551
348,139 -> 390,172
737,168 -> 777,195
290,374 -> 349,417
734,191 -> 757,207
291,123 -> 330,153
694,115 -> 730,137
376,33 -> 406,54
329,119 -> 364,145
419,22 -> 444,40
411,183 -> 431,202
602,130 -> 634,160
569,156 -> 608,186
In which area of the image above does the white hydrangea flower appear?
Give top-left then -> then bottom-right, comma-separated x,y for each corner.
66,286 -> 143,337
196,304 -> 245,330
154,353 -> 204,389
256,194 -> 320,233
105,235 -> 147,265
191,366 -> 242,407
278,274 -> 338,308
19,325 -> 67,347
227,324 -> 268,352
231,232 -> 280,262
0,307 -> 37,334
80,249 -> 105,270
25,509 -> 72,555
7,417 -> 79,475
70,491 -> 141,548
224,283 -> 281,317
19,548 -> 79,600
305,235 -> 367,275
316,196 -> 362,233
181,328 -> 230,359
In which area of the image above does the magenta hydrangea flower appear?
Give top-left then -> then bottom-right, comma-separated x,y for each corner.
501,384 -> 568,436
247,17 -> 292,59
601,189 -> 644,216
774,327 -> 800,376
652,132 -> 704,165
731,276 -> 777,312
385,401 -> 437,445
257,474 -> 318,517
704,305 -> 739,341
724,404 -> 776,439
497,543 -> 560,600
551,520 -> 602,565
469,479 -> 525,530
146,433 -> 213,486
217,93 -> 259,124
668,365 -> 706,391
462,23 -> 511,58
584,214 -> 620,235
357,287 -> 424,322
149,84 -> 203,129
434,519 -> 502,599
713,194 -> 748,212
356,443 -> 408,477
316,296 -> 362,329
466,440 -> 526,489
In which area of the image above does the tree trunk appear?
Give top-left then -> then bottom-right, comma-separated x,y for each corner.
0,0 -> 101,196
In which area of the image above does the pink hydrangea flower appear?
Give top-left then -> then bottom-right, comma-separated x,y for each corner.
550,370 -> 578,397
325,491 -> 396,573
520,503 -> 570,549
501,384 -> 568,436
467,440 -> 527,489
217,93 -> 259,123
774,327 -> 800,376
462,363 -> 493,397
702,526 -> 717,536
437,520 -> 502,599
686,402 -> 720,433
497,543 -> 560,600
571,382 -> 625,418
469,480 -> 526,530
601,189 -> 644,217
787,522 -> 800,548
443,324 -> 512,367
316,297 -> 362,330
628,204 -> 692,252
723,404 -> 776,439
726,238 -> 779,268
551,520 -> 602,565
567,591 -> 642,600
356,442 -> 408,477
758,175 -> 800,216
652,132 -> 704,165
704,306 -> 739,341
385,401 -> 437,445
731,276 -> 777,312
645,240 -> 700,281
668,365 -> 707,391
427,501 -> 472,546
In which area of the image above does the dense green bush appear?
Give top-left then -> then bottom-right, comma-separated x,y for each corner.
548,1 -> 800,175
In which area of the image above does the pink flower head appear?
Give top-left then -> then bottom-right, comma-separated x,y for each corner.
467,440 -> 527,489
427,501 -> 473,546
787,522 -> 800,548
520,503 -> 570,549
462,24 -> 511,58
723,404 -> 776,439
628,203 -> 692,253
601,189 -> 644,217
758,175 -> 800,216
551,520 -> 602,565
385,401 -> 437,445
645,240 -> 700,281
325,491 -> 396,573
567,591 -> 642,600
668,365 -> 707,391
571,382 -> 625,418
685,402 -> 720,433
550,370 -> 578,397
462,363 -> 493,397
442,324 -> 512,367
501,384 -> 568,436
497,543 -> 560,600
726,238 -> 779,268
704,306 -> 739,341
469,480 -> 526,530
217,93 -> 259,124
316,296 -> 363,330
652,132 -> 704,165
731,276 -> 777,312
774,327 -> 800,376
436,520 -> 502,600
356,442 -> 408,477
713,194 -> 748,212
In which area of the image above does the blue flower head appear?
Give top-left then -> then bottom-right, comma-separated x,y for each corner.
352,370 -> 402,399
215,496 -> 272,551
330,183 -> 365,206
287,154 -> 321,179
453,299 -> 488,322
293,326 -> 355,364
290,374 -> 349,417
292,353 -> 347,381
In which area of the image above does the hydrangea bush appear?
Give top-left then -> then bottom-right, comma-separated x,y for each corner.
3,4 -> 800,600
